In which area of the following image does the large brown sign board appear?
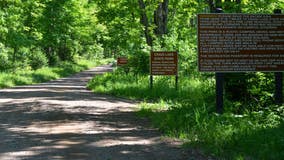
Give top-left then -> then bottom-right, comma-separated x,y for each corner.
198,14 -> 284,72
151,51 -> 178,75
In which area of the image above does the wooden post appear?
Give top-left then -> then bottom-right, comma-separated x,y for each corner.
150,50 -> 153,89
275,72 -> 283,105
150,75 -> 153,89
215,7 -> 224,114
216,73 -> 224,114
176,52 -> 178,90
274,9 -> 283,105
175,75 -> 178,90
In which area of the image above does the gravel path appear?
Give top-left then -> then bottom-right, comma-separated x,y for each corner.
0,65 -> 209,160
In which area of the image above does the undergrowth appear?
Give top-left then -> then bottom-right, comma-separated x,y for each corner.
87,69 -> 284,160
0,58 -> 112,88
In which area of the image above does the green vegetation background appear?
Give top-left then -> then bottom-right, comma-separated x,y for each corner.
0,0 -> 283,159
87,1 -> 284,160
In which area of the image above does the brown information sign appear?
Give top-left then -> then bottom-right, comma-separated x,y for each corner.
151,51 -> 178,75
117,57 -> 128,66
198,14 -> 284,72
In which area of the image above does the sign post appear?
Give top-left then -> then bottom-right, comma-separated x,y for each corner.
150,51 -> 178,90
215,8 -> 224,114
150,75 -> 153,89
216,72 -> 224,113
275,72 -> 283,105
198,13 -> 284,112
274,9 -> 283,105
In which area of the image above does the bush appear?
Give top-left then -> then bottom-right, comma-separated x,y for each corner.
225,72 -> 275,113
28,48 -> 48,70
0,43 -> 12,71
0,51 -> 10,71
87,71 -> 284,160
128,50 -> 149,75
83,44 -> 104,59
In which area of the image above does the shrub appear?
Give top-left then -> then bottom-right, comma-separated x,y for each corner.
0,51 -> 10,71
128,50 -> 149,75
28,48 -> 48,70
0,43 -> 12,71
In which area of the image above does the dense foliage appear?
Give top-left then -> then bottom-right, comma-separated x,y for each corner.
1,0 -> 284,159
88,70 -> 284,160
0,58 -> 111,88
87,0 -> 284,159
0,0 -> 105,71
86,0 -> 284,111
1,0 -> 283,72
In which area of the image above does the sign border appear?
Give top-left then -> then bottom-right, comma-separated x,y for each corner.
150,51 -> 178,76
197,13 -> 284,72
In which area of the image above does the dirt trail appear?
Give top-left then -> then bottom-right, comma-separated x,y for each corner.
0,65 -> 208,160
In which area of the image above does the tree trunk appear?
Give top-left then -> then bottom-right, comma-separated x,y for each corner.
207,0 -> 215,13
138,0 -> 153,47
154,0 -> 169,36
12,46 -> 18,73
215,0 -> 222,8
236,0 -> 241,13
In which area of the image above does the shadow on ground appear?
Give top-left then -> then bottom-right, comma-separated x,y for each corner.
0,65 -> 198,160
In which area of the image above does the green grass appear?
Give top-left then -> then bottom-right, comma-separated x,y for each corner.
0,58 -> 112,88
87,69 -> 284,160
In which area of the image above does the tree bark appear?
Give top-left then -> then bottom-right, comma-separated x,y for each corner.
236,0 -> 242,13
138,0 -> 153,47
215,0 -> 222,8
207,0 -> 215,13
154,0 -> 169,36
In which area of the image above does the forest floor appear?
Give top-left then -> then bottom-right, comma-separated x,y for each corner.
0,65 -> 213,160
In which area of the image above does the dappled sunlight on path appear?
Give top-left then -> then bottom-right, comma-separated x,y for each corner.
0,65 -> 197,160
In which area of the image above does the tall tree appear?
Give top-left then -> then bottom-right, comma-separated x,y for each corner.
41,0 -> 97,63
154,0 -> 169,35
1,1 -> 26,64
206,0 -> 215,13
215,0 -> 222,7
138,0 -> 153,47
236,0 -> 242,13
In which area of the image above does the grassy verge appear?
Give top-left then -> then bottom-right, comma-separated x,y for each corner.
0,58 -> 112,88
87,69 -> 284,160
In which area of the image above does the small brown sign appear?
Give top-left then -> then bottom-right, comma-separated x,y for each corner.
117,57 -> 128,66
198,14 -> 284,72
151,51 -> 178,75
